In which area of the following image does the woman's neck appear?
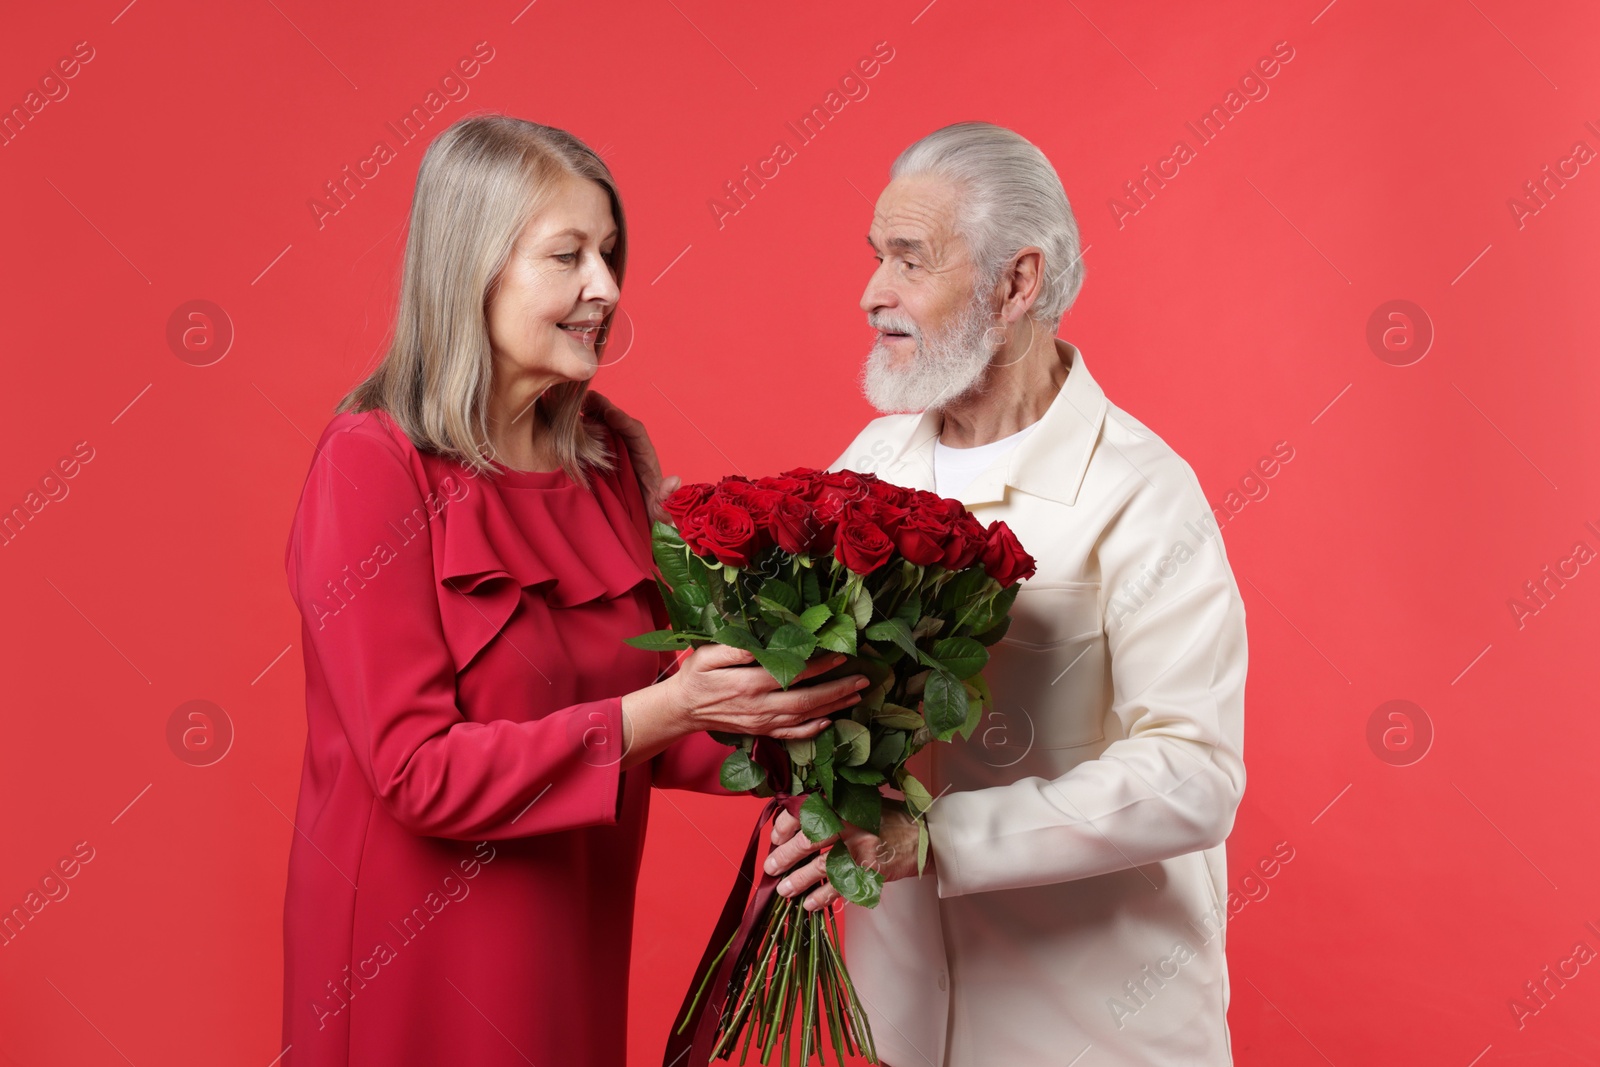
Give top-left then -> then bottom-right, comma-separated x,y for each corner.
487,393 -> 560,473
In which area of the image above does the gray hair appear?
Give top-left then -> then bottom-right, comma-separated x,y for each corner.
338,114 -> 623,488
890,121 -> 1084,327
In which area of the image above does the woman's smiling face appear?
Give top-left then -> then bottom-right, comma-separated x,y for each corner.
486,172 -> 621,394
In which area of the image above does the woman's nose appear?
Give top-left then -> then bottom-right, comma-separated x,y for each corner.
586,257 -> 621,306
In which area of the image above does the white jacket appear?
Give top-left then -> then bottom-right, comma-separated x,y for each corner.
828,341 -> 1248,1067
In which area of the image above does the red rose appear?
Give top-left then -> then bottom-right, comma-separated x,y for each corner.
717,480 -> 782,521
779,466 -> 824,482
854,495 -> 909,536
929,495 -> 969,527
663,482 -> 715,526
981,521 -> 1037,587
941,514 -> 988,571
756,474 -> 811,497
763,494 -> 824,555
894,508 -> 949,567
813,471 -> 871,511
907,495 -> 956,537
682,502 -> 762,568
866,479 -> 913,507
833,508 -> 895,575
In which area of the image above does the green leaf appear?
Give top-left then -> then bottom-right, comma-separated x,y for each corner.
758,577 -> 801,614
754,596 -> 804,627
873,705 -> 925,730
833,779 -> 882,835
832,719 -> 871,766
785,737 -> 815,766
837,763 -> 886,785
916,819 -> 930,876
765,623 -> 818,666
801,568 -> 822,607
666,582 -> 712,632
676,582 -> 712,612
892,593 -> 922,628
814,613 -> 858,655
651,520 -> 686,548
752,648 -> 808,689
719,749 -> 767,793
958,684 -> 984,741
973,615 -> 1012,646
942,566 -> 989,605
826,844 -> 883,908
767,622 -> 817,655
624,629 -> 695,651
863,618 -> 917,659
922,669 -> 970,741
847,582 -> 873,628
814,726 -> 836,803
899,772 -> 934,819
932,637 -> 989,680
652,540 -> 694,594
966,673 -> 993,712
867,730 -> 907,771
797,603 -> 833,634
800,792 -> 843,844
711,624 -> 763,653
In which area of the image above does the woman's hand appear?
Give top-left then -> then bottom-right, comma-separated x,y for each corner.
584,390 -> 679,523
618,646 -> 869,770
667,644 -> 869,740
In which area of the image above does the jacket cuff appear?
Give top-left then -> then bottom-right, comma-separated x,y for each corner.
926,796 -> 966,898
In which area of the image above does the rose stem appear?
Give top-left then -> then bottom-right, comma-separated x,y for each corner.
823,906 -> 876,1062
760,903 -> 803,1065
710,908 -> 786,1062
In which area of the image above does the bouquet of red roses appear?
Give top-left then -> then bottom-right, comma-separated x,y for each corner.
629,467 -> 1035,1066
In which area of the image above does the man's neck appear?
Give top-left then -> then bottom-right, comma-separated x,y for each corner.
936,335 -> 1071,448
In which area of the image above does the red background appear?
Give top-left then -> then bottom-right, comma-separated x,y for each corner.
2,0 -> 1598,1063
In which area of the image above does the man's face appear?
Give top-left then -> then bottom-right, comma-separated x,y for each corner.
859,174 -> 996,413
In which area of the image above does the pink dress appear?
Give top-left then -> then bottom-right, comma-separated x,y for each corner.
280,407 -> 733,1066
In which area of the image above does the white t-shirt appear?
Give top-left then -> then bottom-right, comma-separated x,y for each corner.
932,422 -> 1038,497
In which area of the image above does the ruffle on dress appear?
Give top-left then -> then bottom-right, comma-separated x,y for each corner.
428,423 -> 658,674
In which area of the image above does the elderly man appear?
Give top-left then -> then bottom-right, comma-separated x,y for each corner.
758,122 -> 1250,1066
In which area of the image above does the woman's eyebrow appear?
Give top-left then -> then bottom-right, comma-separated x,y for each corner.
547,227 -> 619,242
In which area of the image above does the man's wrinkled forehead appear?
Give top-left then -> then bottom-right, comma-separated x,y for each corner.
867,175 -> 968,268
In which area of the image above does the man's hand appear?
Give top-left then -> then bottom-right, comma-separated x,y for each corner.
764,800 -> 926,912
584,390 -> 680,523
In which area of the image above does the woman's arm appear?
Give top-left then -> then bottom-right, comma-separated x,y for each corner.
291,426 -> 640,840
289,426 -> 864,839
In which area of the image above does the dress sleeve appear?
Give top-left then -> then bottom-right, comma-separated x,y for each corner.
652,728 -> 739,794
288,425 -> 628,841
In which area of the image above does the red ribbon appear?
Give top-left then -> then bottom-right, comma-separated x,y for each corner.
663,739 -> 801,1067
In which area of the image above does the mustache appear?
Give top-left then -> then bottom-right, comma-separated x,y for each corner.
868,312 -> 920,338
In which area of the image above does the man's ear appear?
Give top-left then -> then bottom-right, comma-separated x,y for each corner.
1002,247 -> 1045,323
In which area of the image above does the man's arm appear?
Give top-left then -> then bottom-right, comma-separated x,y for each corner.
926,463 -> 1247,896
766,454 -> 1247,904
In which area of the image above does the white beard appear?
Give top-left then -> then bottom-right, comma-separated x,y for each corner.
860,291 -> 997,414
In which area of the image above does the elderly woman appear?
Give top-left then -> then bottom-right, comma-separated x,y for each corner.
280,115 -> 866,1067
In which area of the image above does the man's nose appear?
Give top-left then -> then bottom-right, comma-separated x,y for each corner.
861,263 -> 895,314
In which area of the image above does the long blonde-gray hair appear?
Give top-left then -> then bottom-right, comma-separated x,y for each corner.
339,113 -> 625,487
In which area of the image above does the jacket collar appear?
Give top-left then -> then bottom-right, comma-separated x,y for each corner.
881,339 -> 1107,507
